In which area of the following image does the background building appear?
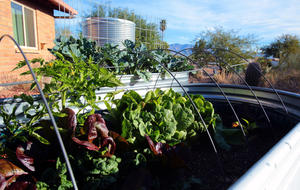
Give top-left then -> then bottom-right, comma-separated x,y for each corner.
0,0 -> 77,82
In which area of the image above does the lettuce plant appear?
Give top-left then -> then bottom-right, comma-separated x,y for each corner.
108,89 -> 217,146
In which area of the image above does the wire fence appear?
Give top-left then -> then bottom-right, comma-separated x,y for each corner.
55,0 -> 165,49
0,0 -> 166,98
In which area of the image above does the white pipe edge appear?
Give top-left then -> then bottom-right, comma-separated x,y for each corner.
229,122 -> 300,190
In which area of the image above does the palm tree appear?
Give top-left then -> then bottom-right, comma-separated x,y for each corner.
160,19 -> 167,42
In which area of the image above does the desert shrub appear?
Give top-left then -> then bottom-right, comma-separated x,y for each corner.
256,57 -> 272,74
213,71 -> 243,85
259,68 -> 300,93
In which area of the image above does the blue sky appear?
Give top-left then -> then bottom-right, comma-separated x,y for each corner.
60,0 -> 300,46
111,0 -> 300,46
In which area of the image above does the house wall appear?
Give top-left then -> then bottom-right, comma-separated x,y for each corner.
0,0 -> 55,83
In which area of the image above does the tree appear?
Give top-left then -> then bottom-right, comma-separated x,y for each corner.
192,27 -> 257,69
160,19 -> 167,42
261,34 -> 300,67
87,5 -> 167,49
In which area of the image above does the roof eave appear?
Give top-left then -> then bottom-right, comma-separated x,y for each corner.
48,0 -> 78,16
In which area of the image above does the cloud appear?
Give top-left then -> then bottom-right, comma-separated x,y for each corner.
115,0 -> 300,44
60,0 -> 300,45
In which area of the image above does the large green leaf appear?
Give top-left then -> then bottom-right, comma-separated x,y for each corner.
160,109 -> 177,140
173,104 -> 195,131
121,118 -> 131,138
214,115 -> 245,150
127,90 -> 143,103
31,131 -> 50,145
137,119 -> 147,137
144,91 -> 155,103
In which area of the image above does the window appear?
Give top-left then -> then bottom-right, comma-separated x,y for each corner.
11,1 -> 37,48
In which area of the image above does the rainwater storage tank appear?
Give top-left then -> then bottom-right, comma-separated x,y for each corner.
83,17 -> 135,49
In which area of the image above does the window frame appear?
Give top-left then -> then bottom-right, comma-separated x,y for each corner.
11,0 -> 38,49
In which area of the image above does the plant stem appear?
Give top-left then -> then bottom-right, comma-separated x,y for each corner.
61,91 -> 66,110
76,104 -> 90,117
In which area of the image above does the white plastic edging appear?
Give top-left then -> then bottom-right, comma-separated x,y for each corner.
229,122 -> 300,190
116,70 -> 193,87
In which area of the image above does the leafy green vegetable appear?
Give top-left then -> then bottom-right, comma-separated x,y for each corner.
0,94 -> 49,151
13,51 -> 122,125
214,117 -> 259,150
56,158 -> 74,190
96,39 -> 194,81
70,150 -> 121,189
49,34 -> 102,64
37,158 -> 73,190
36,150 -> 121,190
36,181 -> 50,190
213,115 -> 232,151
89,155 -> 121,175
109,89 -> 217,146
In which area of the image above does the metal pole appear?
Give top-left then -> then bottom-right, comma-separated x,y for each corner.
0,34 -> 78,190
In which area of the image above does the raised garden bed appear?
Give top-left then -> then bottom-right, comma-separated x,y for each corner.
1,34 -> 300,190
116,70 -> 192,88
1,84 -> 299,190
